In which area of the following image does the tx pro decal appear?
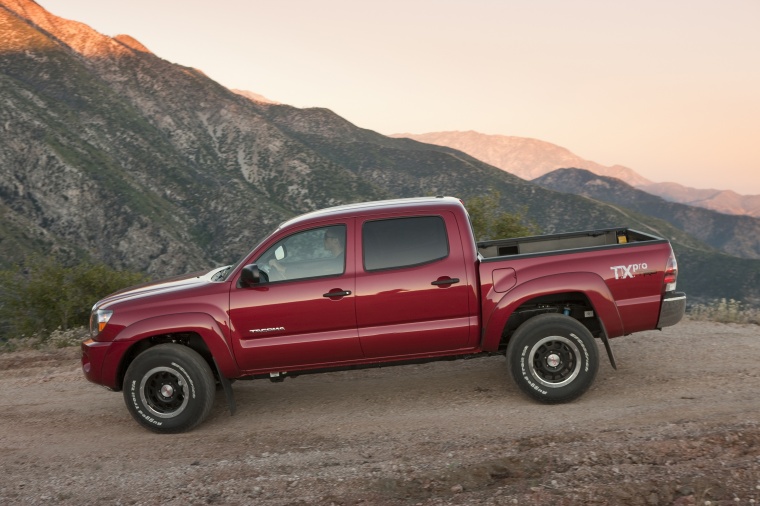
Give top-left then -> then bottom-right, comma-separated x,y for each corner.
610,263 -> 651,279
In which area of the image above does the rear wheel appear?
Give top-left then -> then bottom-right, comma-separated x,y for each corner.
506,313 -> 598,403
123,344 -> 215,433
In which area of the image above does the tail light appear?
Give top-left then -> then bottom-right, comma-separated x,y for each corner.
663,250 -> 678,292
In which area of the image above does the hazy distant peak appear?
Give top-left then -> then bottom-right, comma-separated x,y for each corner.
232,89 -> 279,105
394,130 -> 760,217
391,130 -> 652,187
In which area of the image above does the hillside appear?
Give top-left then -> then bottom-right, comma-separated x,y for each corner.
0,0 -> 385,274
395,130 -> 760,218
1,0 -> 758,304
533,169 -> 760,304
640,181 -> 760,217
533,168 -> 760,260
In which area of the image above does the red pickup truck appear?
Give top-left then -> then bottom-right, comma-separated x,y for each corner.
82,197 -> 686,433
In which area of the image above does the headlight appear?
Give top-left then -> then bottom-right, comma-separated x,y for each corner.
90,309 -> 113,338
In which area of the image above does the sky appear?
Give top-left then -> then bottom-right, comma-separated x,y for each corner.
36,0 -> 760,195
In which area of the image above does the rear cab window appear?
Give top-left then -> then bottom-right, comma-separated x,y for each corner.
362,216 -> 449,271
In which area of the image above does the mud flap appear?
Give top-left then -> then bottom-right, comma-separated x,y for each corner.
595,316 -> 617,370
213,358 -> 236,416
600,332 -> 617,370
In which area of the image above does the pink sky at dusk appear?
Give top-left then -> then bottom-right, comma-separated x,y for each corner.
36,0 -> 760,195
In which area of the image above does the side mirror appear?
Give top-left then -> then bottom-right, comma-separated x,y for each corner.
238,264 -> 268,287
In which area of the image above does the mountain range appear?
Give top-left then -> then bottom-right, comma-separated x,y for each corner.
1,0 -> 758,305
394,131 -> 760,218
533,168 -> 760,260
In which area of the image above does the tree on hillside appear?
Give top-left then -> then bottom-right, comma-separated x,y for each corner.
465,190 -> 539,242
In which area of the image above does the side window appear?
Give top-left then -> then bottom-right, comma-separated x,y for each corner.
363,216 -> 449,271
256,225 -> 346,282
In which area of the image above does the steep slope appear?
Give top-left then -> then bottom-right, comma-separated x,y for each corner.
249,105 -> 676,235
533,168 -> 760,260
1,0 -> 757,304
247,103 -> 757,305
0,0 -> 385,274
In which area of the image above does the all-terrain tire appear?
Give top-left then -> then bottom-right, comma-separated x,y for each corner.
123,344 -> 216,433
506,313 -> 599,403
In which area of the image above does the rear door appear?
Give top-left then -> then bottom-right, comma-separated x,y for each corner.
355,212 -> 473,358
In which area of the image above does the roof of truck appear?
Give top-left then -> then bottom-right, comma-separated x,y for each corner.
278,196 -> 466,229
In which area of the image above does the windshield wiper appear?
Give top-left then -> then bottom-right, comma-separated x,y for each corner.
211,266 -> 232,282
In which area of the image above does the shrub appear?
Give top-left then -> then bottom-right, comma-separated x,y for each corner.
688,298 -> 760,325
0,326 -> 89,352
0,257 -> 147,343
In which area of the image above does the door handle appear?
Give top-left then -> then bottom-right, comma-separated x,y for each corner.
323,290 -> 352,298
431,278 -> 460,286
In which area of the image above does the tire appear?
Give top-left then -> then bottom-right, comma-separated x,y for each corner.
123,344 -> 216,433
505,313 -> 599,404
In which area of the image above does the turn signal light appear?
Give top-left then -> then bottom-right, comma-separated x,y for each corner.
90,309 -> 113,338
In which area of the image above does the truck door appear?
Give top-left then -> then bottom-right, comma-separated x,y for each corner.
229,223 -> 362,372
355,212 -> 473,358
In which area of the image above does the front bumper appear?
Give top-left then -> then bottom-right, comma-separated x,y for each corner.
81,338 -> 130,390
657,291 -> 686,328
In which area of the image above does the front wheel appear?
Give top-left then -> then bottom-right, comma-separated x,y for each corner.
123,344 -> 216,433
506,314 -> 599,403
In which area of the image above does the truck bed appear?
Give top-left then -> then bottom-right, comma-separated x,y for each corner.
477,228 -> 662,259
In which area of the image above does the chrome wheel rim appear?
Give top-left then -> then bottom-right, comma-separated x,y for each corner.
527,335 -> 581,388
139,366 -> 189,418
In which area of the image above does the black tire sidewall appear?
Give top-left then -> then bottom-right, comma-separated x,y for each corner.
123,344 -> 215,433
506,314 -> 599,403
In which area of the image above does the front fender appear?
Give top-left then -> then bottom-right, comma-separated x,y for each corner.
480,272 -> 624,351
100,313 -> 239,388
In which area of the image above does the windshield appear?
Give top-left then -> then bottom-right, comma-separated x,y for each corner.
211,232 -> 273,282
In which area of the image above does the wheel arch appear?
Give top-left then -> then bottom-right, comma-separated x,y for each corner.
108,313 -> 239,391
481,272 -> 624,353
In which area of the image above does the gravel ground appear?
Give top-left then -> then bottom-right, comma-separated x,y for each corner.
1,319 -> 759,505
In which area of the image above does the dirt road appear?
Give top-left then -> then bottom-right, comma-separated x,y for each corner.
1,319 -> 759,505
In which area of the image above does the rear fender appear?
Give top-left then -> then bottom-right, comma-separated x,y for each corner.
481,272 -> 624,351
